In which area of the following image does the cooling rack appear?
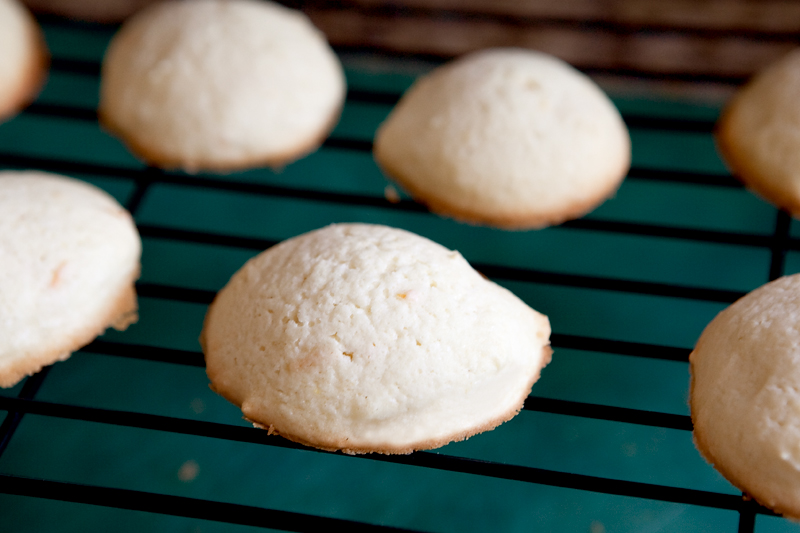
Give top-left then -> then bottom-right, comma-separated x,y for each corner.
2,6 -> 800,533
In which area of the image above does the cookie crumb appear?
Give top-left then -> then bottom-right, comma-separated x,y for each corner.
178,460 -> 199,482
190,398 -> 205,414
589,521 -> 605,533
384,185 -> 401,203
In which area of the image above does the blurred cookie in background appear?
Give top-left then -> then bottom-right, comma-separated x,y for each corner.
98,0 -> 346,173
374,48 -> 630,230
0,0 -> 48,124
716,49 -> 800,216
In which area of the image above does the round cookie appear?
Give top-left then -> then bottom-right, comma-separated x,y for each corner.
373,48 -> 631,230
201,224 -> 551,454
716,49 -> 800,215
0,0 -> 48,123
0,171 -> 141,388
690,274 -> 800,518
98,0 -> 346,173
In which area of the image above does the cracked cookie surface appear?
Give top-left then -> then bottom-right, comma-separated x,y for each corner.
202,223 -> 551,454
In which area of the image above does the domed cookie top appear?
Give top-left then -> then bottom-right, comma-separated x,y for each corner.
0,0 -> 48,123
716,49 -> 800,215
374,48 -> 631,230
99,0 -> 346,173
0,172 -> 141,388
691,274 -> 800,518
202,224 -> 551,454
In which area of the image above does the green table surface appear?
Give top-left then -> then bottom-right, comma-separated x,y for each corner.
1,15 -> 798,533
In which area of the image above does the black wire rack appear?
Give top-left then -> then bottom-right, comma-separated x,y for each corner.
1,4 -> 799,533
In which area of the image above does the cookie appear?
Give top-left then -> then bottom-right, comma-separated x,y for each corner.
373,48 -> 630,230
201,224 -> 551,454
0,171 -> 141,388
690,274 -> 800,518
0,0 -> 48,123
716,49 -> 800,215
98,0 -> 346,173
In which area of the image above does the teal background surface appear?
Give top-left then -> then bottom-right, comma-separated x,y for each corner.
0,14 -> 796,533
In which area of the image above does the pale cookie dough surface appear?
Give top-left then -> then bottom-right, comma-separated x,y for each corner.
202,224 -> 551,454
99,0 -> 346,173
373,48 -> 630,230
691,274 -> 800,518
716,49 -> 800,216
0,172 -> 141,388
0,0 -> 48,123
